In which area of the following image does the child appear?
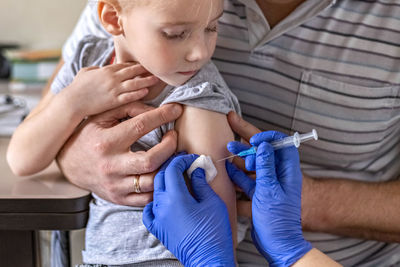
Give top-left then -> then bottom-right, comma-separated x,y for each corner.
7,0 -> 240,265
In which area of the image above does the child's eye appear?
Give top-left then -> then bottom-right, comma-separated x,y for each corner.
163,31 -> 187,40
205,25 -> 218,33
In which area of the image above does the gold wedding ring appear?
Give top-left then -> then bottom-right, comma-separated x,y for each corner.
133,175 -> 141,193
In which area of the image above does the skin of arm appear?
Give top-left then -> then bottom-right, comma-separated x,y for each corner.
7,89 -> 83,176
301,175 -> 400,242
175,105 -> 238,249
227,111 -> 400,243
292,248 -> 342,267
7,58 -> 66,175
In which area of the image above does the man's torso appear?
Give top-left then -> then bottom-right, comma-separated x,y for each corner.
217,1 -> 400,266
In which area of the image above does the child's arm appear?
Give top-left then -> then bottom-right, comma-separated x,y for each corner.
7,63 -> 155,176
7,90 -> 78,176
175,105 -> 238,249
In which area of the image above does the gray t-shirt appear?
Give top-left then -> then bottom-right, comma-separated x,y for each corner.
51,36 -> 240,265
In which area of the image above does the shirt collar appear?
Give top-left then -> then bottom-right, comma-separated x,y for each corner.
236,0 -> 336,49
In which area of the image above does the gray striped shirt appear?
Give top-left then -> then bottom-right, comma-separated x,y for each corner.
63,0 -> 400,266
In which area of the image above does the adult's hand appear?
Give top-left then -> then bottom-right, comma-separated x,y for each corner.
227,111 -> 260,217
227,111 -> 261,144
143,154 -> 235,267
57,102 -> 183,206
226,131 -> 312,267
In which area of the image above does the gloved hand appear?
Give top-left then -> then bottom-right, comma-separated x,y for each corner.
226,131 -> 312,267
143,154 -> 235,267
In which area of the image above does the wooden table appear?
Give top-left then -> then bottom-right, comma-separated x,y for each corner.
0,137 -> 91,267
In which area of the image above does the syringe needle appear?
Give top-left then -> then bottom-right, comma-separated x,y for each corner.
216,155 -> 237,162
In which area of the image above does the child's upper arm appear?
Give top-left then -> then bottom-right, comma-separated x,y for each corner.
175,105 -> 234,160
175,105 -> 237,246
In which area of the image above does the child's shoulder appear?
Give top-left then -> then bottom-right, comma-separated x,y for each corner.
161,61 -> 241,115
71,35 -> 115,69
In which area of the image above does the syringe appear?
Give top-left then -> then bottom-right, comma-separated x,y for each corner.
217,129 -> 318,162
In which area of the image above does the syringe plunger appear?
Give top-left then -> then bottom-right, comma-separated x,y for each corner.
270,129 -> 318,150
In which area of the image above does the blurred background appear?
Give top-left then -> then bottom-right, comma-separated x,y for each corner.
0,0 -> 87,86
0,0 -> 86,50
0,0 -> 87,133
0,1 -> 88,266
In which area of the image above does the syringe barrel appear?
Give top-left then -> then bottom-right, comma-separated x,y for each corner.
270,133 -> 299,150
235,130 -> 318,158
270,130 -> 318,150
271,140 -> 293,150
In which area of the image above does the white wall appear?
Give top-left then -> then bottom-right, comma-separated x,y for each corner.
0,0 -> 87,50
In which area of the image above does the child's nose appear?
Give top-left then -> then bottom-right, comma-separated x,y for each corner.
185,37 -> 209,62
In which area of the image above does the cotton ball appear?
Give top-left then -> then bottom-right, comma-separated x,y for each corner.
187,155 -> 217,183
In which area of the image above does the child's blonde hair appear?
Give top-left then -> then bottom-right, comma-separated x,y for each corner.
96,0 -> 217,33
96,0 -> 164,13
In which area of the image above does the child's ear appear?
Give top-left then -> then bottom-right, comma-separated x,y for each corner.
98,1 -> 124,35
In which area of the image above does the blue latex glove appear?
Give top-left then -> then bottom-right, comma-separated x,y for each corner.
143,154 -> 235,267
226,131 -> 312,267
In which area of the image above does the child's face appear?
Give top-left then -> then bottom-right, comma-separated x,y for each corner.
118,0 -> 224,86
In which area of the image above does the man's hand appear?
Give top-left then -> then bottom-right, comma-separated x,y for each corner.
57,102 -> 182,206
227,111 -> 260,217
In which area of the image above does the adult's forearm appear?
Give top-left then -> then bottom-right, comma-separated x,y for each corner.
293,248 -> 341,267
302,175 -> 400,242
327,227 -> 400,243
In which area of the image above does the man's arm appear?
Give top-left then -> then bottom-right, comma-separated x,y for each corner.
293,248 -> 342,267
301,175 -> 400,242
227,111 -> 400,243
